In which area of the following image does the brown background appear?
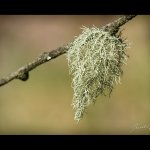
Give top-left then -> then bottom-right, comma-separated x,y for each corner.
0,15 -> 149,134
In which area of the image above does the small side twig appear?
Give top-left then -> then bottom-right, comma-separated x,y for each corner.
0,15 -> 137,87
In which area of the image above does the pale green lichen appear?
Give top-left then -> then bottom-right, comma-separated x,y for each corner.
66,26 -> 128,121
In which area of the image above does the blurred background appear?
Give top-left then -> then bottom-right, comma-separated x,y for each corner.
0,15 -> 149,134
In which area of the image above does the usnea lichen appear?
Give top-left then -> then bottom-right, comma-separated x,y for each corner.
66,26 -> 128,121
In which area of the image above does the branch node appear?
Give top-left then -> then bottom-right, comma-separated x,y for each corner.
16,71 -> 29,81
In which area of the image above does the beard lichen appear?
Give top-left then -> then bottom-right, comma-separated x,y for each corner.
66,26 -> 128,121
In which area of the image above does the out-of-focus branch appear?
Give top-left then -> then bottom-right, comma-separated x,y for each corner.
0,15 -> 137,87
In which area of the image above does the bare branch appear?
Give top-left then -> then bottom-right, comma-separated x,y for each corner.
0,46 -> 68,86
103,15 -> 137,34
0,15 -> 137,87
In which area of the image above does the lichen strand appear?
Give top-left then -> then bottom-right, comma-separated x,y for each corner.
66,26 -> 128,121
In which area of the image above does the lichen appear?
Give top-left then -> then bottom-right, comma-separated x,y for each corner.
66,26 -> 128,121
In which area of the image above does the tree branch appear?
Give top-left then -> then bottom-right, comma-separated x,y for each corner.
0,15 -> 137,87
0,47 -> 68,86
103,15 -> 137,34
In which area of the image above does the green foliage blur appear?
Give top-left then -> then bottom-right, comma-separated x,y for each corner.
0,15 -> 149,134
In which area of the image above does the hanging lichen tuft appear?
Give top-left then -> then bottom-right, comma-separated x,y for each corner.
66,26 -> 129,121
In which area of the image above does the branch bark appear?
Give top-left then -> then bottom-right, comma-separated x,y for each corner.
103,15 -> 137,34
0,15 -> 137,87
0,47 -> 67,86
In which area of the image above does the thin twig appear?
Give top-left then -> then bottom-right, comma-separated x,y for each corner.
0,15 -> 137,87
103,15 -> 137,34
0,47 -> 68,86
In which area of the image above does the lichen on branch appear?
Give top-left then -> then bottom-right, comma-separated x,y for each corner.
0,15 -> 137,121
67,26 -> 128,121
